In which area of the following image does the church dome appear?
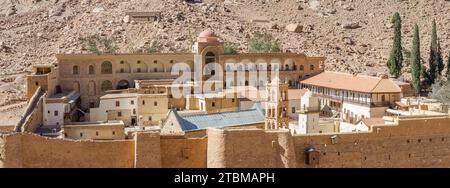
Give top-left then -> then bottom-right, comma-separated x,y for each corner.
198,29 -> 216,38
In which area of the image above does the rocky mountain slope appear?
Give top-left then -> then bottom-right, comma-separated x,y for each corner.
0,0 -> 450,108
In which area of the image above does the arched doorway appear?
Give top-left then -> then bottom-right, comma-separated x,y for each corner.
117,80 -> 130,90
205,52 -> 215,64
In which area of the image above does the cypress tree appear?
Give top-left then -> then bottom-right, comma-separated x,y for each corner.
411,24 -> 421,95
386,12 -> 403,78
436,41 -> 444,78
428,20 -> 438,84
447,51 -> 450,80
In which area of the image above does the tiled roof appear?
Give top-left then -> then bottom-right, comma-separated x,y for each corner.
288,89 -> 309,100
172,103 -> 265,132
300,71 -> 401,93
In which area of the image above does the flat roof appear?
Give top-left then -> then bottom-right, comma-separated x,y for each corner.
64,120 -> 124,128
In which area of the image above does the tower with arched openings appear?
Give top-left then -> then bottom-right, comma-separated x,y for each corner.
264,78 -> 289,130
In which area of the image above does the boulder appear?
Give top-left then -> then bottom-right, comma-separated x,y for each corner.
342,21 -> 360,29
92,7 -> 105,13
123,15 -> 130,23
285,24 -> 303,33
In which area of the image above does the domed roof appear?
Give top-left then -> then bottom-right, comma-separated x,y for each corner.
198,29 -> 216,38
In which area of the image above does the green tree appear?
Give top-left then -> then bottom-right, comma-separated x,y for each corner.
224,42 -> 239,54
386,12 -> 403,77
437,41 -> 444,78
428,19 -> 442,85
447,51 -> 450,80
248,32 -> 281,53
80,34 -> 118,54
411,24 -> 422,95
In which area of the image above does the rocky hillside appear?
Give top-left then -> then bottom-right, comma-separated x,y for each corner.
0,0 -> 450,105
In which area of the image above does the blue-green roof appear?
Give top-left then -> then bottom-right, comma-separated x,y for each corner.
173,103 -> 265,132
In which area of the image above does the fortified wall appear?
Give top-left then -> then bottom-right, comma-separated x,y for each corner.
1,117 -> 450,168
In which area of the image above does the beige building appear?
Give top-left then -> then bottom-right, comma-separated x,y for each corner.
63,120 -> 125,140
90,92 -> 168,126
300,71 -> 402,124
27,29 -> 325,110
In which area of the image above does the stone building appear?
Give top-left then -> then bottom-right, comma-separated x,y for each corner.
27,29 -> 325,111
300,71 -> 402,124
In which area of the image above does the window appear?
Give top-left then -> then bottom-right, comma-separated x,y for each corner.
35,81 -> 39,86
142,100 -> 145,105
120,68 -> 124,73
300,65 -> 304,71
154,101 -> 157,106
118,112 -> 122,117
310,65 -> 314,71
101,61 -> 112,74
154,68 -> 158,72
80,132 -> 83,137
137,68 -> 141,73
48,110 -> 50,114
232,98 -> 235,103
133,109 -> 136,114
101,80 -> 113,92
90,102 -> 95,108
205,52 -> 215,64
54,111 -> 58,116
89,65 -> 95,74
137,60 -> 141,64
292,107 -> 295,113
212,102 -> 215,107
170,60 -> 174,63
116,101 -> 120,107
120,61 -> 124,64
153,60 -> 157,64
73,66 -> 79,74
131,100 -> 134,105
112,131 -> 115,135
96,131 -> 99,136
148,116 -> 152,121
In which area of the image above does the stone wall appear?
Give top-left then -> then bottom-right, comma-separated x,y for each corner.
134,132 -> 162,167
2,133 -> 134,168
207,117 -> 450,168
207,128 -> 296,168
3,117 -> 450,168
0,134 -> 4,168
293,117 -> 450,168
160,135 -> 207,168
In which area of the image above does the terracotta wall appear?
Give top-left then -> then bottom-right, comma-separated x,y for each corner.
2,133 -> 134,168
160,135 -> 207,168
207,128 -> 296,168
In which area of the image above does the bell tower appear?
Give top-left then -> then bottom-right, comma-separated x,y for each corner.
265,79 -> 289,130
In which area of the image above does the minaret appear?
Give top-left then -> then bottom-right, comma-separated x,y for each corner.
265,79 -> 289,130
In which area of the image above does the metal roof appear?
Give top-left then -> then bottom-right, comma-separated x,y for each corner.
172,103 -> 265,132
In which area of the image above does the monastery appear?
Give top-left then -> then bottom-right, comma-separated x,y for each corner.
1,30 -> 450,168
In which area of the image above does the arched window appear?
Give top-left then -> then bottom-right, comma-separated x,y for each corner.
117,80 -> 130,90
73,81 -> 80,92
88,81 -> 96,96
300,65 -> 304,71
205,52 -> 215,64
211,70 -> 215,76
285,64 -> 289,71
238,65 -> 243,71
89,65 -> 95,74
226,65 -> 231,71
101,80 -> 113,92
101,61 -> 112,74
310,65 -> 314,71
73,66 -> 79,75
